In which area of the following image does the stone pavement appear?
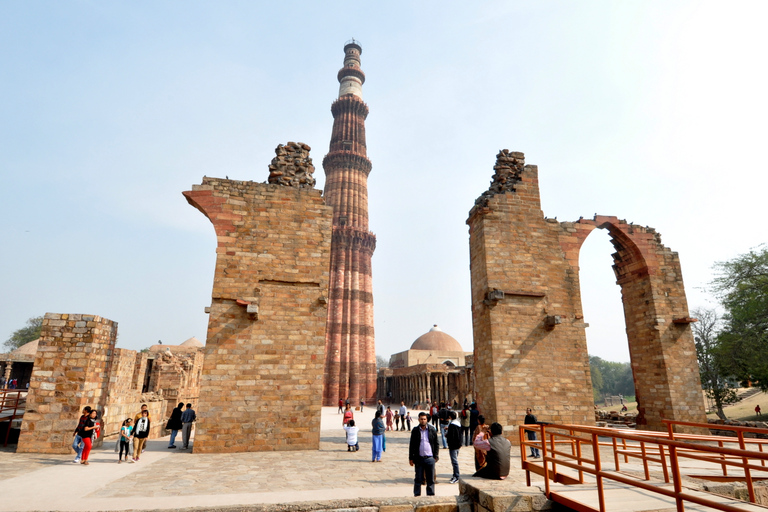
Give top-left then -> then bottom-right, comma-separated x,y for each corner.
0,406 -> 545,512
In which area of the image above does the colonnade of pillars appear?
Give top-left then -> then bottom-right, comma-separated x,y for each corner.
377,370 -> 474,408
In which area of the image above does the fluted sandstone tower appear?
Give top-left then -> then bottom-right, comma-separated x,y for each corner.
322,41 -> 377,405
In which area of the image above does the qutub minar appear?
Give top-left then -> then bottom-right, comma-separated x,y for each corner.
322,40 -> 377,405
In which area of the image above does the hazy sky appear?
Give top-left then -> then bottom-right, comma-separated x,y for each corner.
2,2 -> 766,363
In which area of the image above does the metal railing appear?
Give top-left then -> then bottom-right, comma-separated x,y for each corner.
520,420 -> 768,512
0,390 -> 26,446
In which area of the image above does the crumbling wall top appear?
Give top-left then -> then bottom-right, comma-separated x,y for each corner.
268,141 -> 316,188
473,149 -> 525,209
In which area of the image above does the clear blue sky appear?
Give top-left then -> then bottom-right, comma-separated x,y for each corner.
2,2 -> 766,363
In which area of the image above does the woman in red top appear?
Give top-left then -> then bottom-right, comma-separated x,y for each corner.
342,404 -> 354,426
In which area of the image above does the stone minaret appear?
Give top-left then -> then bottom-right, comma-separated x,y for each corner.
322,40 -> 377,405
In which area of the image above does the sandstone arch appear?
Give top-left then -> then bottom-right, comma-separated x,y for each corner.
467,151 -> 705,433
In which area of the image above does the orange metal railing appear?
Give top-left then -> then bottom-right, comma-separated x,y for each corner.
520,420 -> 768,512
0,390 -> 26,446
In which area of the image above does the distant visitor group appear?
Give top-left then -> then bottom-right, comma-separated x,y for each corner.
341,397 -> 541,496
71,402 -> 196,465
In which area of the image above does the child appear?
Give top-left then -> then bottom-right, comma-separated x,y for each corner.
343,419 -> 359,452
405,412 -> 412,431
118,418 -> 133,463
132,410 -> 151,462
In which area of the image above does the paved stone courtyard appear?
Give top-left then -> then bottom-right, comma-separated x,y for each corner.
0,406 -> 541,511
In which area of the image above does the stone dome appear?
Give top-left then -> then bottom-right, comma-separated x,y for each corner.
410,325 -> 463,352
180,337 -> 203,347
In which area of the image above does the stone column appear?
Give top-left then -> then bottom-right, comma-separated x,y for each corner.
3,362 -> 11,385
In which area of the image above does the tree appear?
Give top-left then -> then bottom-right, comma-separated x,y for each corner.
692,307 -> 736,419
711,245 -> 768,390
589,355 -> 635,401
376,355 -> 389,369
3,316 -> 43,352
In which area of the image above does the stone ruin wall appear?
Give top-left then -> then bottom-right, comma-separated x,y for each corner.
18,314 -> 117,453
183,142 -> 333,453
467,150 -> 705,438
17,314 -> 204,453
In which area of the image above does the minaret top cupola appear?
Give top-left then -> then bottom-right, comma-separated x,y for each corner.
337,39 -> 366,99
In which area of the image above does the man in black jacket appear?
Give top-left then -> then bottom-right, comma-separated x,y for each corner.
447,410 -> 463,483
409,411 -> 440,496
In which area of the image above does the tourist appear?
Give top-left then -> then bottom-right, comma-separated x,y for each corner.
460,404 -> 471,446
409,411 -> 439,496
165,402 -> 184,449
376,399 -> 385,418
394,410 -> 400,430
72,405 -> 92,463
469,402 -> 480,435
338,398 -> 344,414
385,406 -> 393,431
472,414 -> 489,471
438,402 -> 450,448
756,405 -> 762,417
430,402 -> 439,429
132,409 -> 151,461
79,409 -> 99,466
181,402 -> 196,449
371,410 -> 385,462
344,419 -> 359,452
524,407 -> 540,458
134,403 -> 151,423
405,411 -> 412,430
447,410 -> 462,483
345,397 -> 350,409
343,404 -> 354,426
134,404 -> 151,454
399,402 -> 407,431
473,422 -> 511,480
118,418 -> 133,463
360,398 -> 365,411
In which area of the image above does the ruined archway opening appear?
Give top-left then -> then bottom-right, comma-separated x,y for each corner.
578,229 -> 635,408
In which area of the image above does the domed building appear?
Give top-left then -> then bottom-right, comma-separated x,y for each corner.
377,325 -> 475,408
389,325 -> 467,368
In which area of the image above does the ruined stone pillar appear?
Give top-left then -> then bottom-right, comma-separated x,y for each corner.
184,143 -> 333,453
18,313 -> 117,454
467,150 -> 595,429
3,362 -> 11,384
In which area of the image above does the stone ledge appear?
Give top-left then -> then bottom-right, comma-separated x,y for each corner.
459,477 -> 553,512
110,496 -> 470,512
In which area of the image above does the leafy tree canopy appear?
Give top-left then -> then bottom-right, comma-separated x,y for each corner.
589,355 -> 634,400
711,245 -> 768,390
692,307 -> 737,419
3,316 -> 43,352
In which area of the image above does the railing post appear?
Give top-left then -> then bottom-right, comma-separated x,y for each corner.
668,444 -> 685,512
659,444 -> 670,483
542,425 -> 550,498
592,432 -> 606,512
575,430 -> 584,483
641,441 -> 650,480
738,430 -> 756,502
613,437 -> 620,471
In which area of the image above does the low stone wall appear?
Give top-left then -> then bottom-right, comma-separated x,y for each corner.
707,418 -> 768,438
460,478 -> 553,512
135,497 -> 471,512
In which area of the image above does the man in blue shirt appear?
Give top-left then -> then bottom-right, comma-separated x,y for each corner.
409,411 -> 440,496
180,403 -> 196,449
